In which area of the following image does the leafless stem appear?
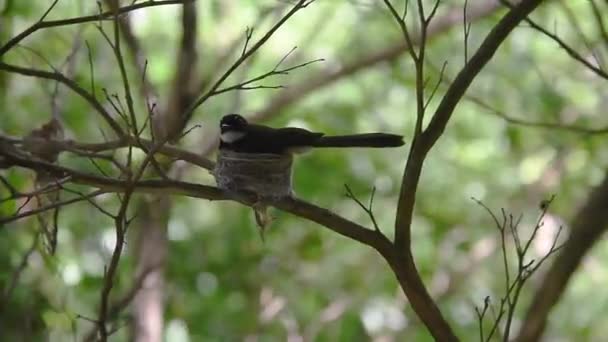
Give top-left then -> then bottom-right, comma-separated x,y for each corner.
463,0 -> 471,63
344,184 -> 382,233
498,0 -> 608,81
1,232 -> 40,303
183,0 -> 315,125
0,0 -> 186,56
210,54 -> 324,97
0,62 -> 125,136
473,196 -> 564,341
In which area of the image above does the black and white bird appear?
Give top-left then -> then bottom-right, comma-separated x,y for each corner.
219,114 -> 405,154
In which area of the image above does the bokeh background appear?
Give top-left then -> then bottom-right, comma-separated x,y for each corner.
1,0 -> 607,341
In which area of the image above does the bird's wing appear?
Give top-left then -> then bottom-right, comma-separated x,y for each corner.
248,124 -> 324,147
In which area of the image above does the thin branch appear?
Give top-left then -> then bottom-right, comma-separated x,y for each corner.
382,0 -> 418,62
424,61 -> 447,110
389,2 -> 547,340
1,190 -> 106,225
1,233 -> 39,303
82,264 -> 161,341
344,184 -> 382,232
517,172 -> 608,341
474,196 -> 564,341
241,27 -> 254,58
183,0 -> 315,126
498,1 -> 608,81
0,62 -> 125,136
209,55 -> 324,97
253,1 -> 504,121
557,0 -> 604,70
0,134 -> 215,170
589,0 -> 608,47
0,0 -> 186,56
0,149 -> 392,254
463,0 -> 472,63
103,0 -> 158,100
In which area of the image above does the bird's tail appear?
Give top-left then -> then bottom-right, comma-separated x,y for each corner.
312,133 -> 404,148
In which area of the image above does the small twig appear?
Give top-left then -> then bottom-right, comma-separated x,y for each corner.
242,27 -> 254,57
463,0 -> 471,63
498,0 -> 608,81
424,61 -> 447,110
210,56 -> 323,97
0,0 -> 186,56
426,61 -> 608,135
344,184 -> 381,232
1,190 -> 105,225
0,62 -> 125,136
184,0 -> 316,123
473,196 -> 565,342
475,296 -> 491,342
2,233 -> 40,303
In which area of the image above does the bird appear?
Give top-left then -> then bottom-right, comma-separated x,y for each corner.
219,114 -> 404,154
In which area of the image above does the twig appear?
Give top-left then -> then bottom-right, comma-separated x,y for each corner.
344,184 -> 382,232
209,55 -> 324,97
253,1 -> 504,121
0,149 -> 391,252
463,0 -> 471,63
0,62 -> 125,136
0,0 -> 186,56
1,190 -> 106,225
473,196 -> 564,341
497,0 -> 608,81
1,233 -> 40,303
183,0 -> 316,125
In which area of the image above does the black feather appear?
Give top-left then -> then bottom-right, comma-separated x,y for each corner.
312,133 -> 404,148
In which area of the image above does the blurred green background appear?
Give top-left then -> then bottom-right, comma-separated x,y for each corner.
1,0 -> 607,341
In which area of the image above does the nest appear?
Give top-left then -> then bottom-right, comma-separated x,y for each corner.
213,150 -> 293,199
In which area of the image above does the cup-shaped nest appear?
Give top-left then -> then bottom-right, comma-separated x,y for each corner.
213,150 -> 293,199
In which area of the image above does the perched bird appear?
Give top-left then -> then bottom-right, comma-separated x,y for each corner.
219,114 -> 404,154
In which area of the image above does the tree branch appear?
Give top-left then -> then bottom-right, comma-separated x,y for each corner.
0,62 -> 125,137
388,1 -> 546,340
0,0 -> 186,57
252,0 -> 505,121
0,149 -> 392,255
182,0 -> 315,128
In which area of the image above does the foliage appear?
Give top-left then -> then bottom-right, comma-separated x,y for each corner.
1,0 -> 607,341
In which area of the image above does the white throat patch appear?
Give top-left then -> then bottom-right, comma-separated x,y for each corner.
220,131 -> 246,143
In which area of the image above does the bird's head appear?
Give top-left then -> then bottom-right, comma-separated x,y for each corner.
220,114 -> 248,133
220,114 -> 248,144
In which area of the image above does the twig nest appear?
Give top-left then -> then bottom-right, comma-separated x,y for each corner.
213,150 -> 293,199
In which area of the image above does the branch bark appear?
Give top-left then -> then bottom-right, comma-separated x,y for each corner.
0,150 -> 391,254
389,1 -> 547,340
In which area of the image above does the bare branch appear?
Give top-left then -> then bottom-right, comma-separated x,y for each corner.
0,191 -> 107,226
344,184 -> 382,232
387,2 -> 547,340
253,1 -> 504,121
498,0 -> 608,81
0,0 -> 186,56
1,233 -> 39,303
0,148 -> 392,254
183,0 -> 315,126
103,0 -> 158,100
0,62 -> 125,136
210,55 -> 324,97
517,172 -> 608,341
475,196 -> 564,341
